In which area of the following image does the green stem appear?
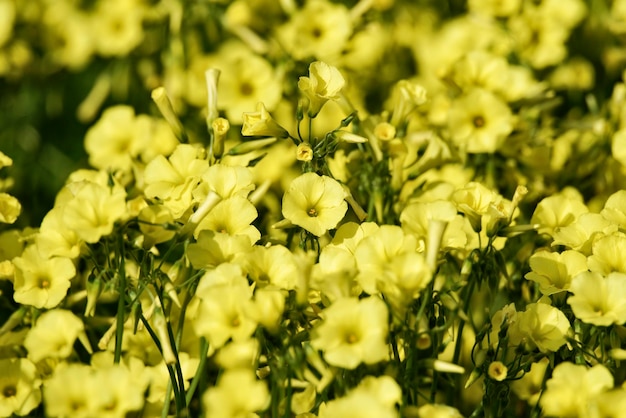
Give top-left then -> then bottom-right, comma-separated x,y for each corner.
114,235 -> 126,364
140,314 -> 183,416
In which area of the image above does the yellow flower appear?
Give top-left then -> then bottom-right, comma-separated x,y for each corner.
203,369 -> 270,418
530,188 -> 588,236
241,102 -> 289,138
318,378 -> 399,418
187,41 -> 282,124
277,0 -> 353,62
568,271 -> 626,326
187,230 -> 253,270
540,363 -> 613,418
415,404 -> 464,418
192,274 -> 257,349
61,179 -> 127,243
296,143 -> 314,162
0,192 -> 20,224
587,233 -> 626,275
298,61 -> 346,117
525,250 -> 588,295
353,224 -> 420,294
44,362 -> 146,418
0,358 -> 41,417
91,0 -> 145,57
447,88 -> 513,154
513,302 -> 571,353
311,296 -> 389,369
282,172 -> 348,237
451,181 -> 499,232
551,213 -> 617,255
194,196 -> 260,244
487,361 -> 508,381
467,0 -> 521,17
245,287 -> 285,334
245,244 -> 299,290
24,309 -> 85,363
144,144 -> 208,218
35,207 -> 82,259
12,244 -> 75,309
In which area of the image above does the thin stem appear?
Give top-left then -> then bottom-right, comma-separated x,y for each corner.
114,235 -> 126,364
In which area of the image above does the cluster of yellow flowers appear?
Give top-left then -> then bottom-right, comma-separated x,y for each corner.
2,0 -> 626,417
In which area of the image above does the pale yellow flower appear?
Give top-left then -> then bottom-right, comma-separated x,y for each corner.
0,358 -> 41,417
187,41 -> 282,124
61,179 -> 127,243
451,181 -> 499,232
12,244 -> 75,309
194,196 -> 260,244
318,375 -> 400,418
0,0 -> 15,49
467,0 -> 521,17
296,143 -> 314,162
44,362 -> 146,418
24,309 -> 84,363
0,193 -> 20,224
487,361 -> 508,381
215,338 -> 260,370
512,302 -> 571,353
244,244 -> 299,290
203,369 -> 270,418
601,189 -> 626,229
298,61 -> 346,118
144,144 -> 208,218
447,88 -> 513,153
311,296 -> 389,369
245,287 -> 285,334
282,172 -> 348,237
311,245 -> 359,301
551,213 -> 617,255
241,102 -> 289,138
540,363 -> 613,418
531,188 -> 588,236
36,207 -> 82,259
43,5 -> 94,69
91,0 -> 145,57
416,404 -> 464,418
587,233 -> 626,275
192,274 -> 257,349
277,0 -> 353,62
568,271 -> 626,326
525,250 -> 588,295
187,230 -> 253,270
354,224 -> 421,294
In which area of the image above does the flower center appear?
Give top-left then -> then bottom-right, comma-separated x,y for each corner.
345,332 -> 359,344
38,277 -> 51,289
307,208 -> 318,217
310,26 -> 323,39
240,81 -> 254,96
231,316 -> 241,327
473,115 -> 485,128
2,385 -> 16,398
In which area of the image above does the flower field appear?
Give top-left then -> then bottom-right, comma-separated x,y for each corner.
1,0 -> 626,417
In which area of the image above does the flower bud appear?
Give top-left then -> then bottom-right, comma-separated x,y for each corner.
296,143 -> 313,162
151,86 -> 186,142
241,102 -> 289,138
